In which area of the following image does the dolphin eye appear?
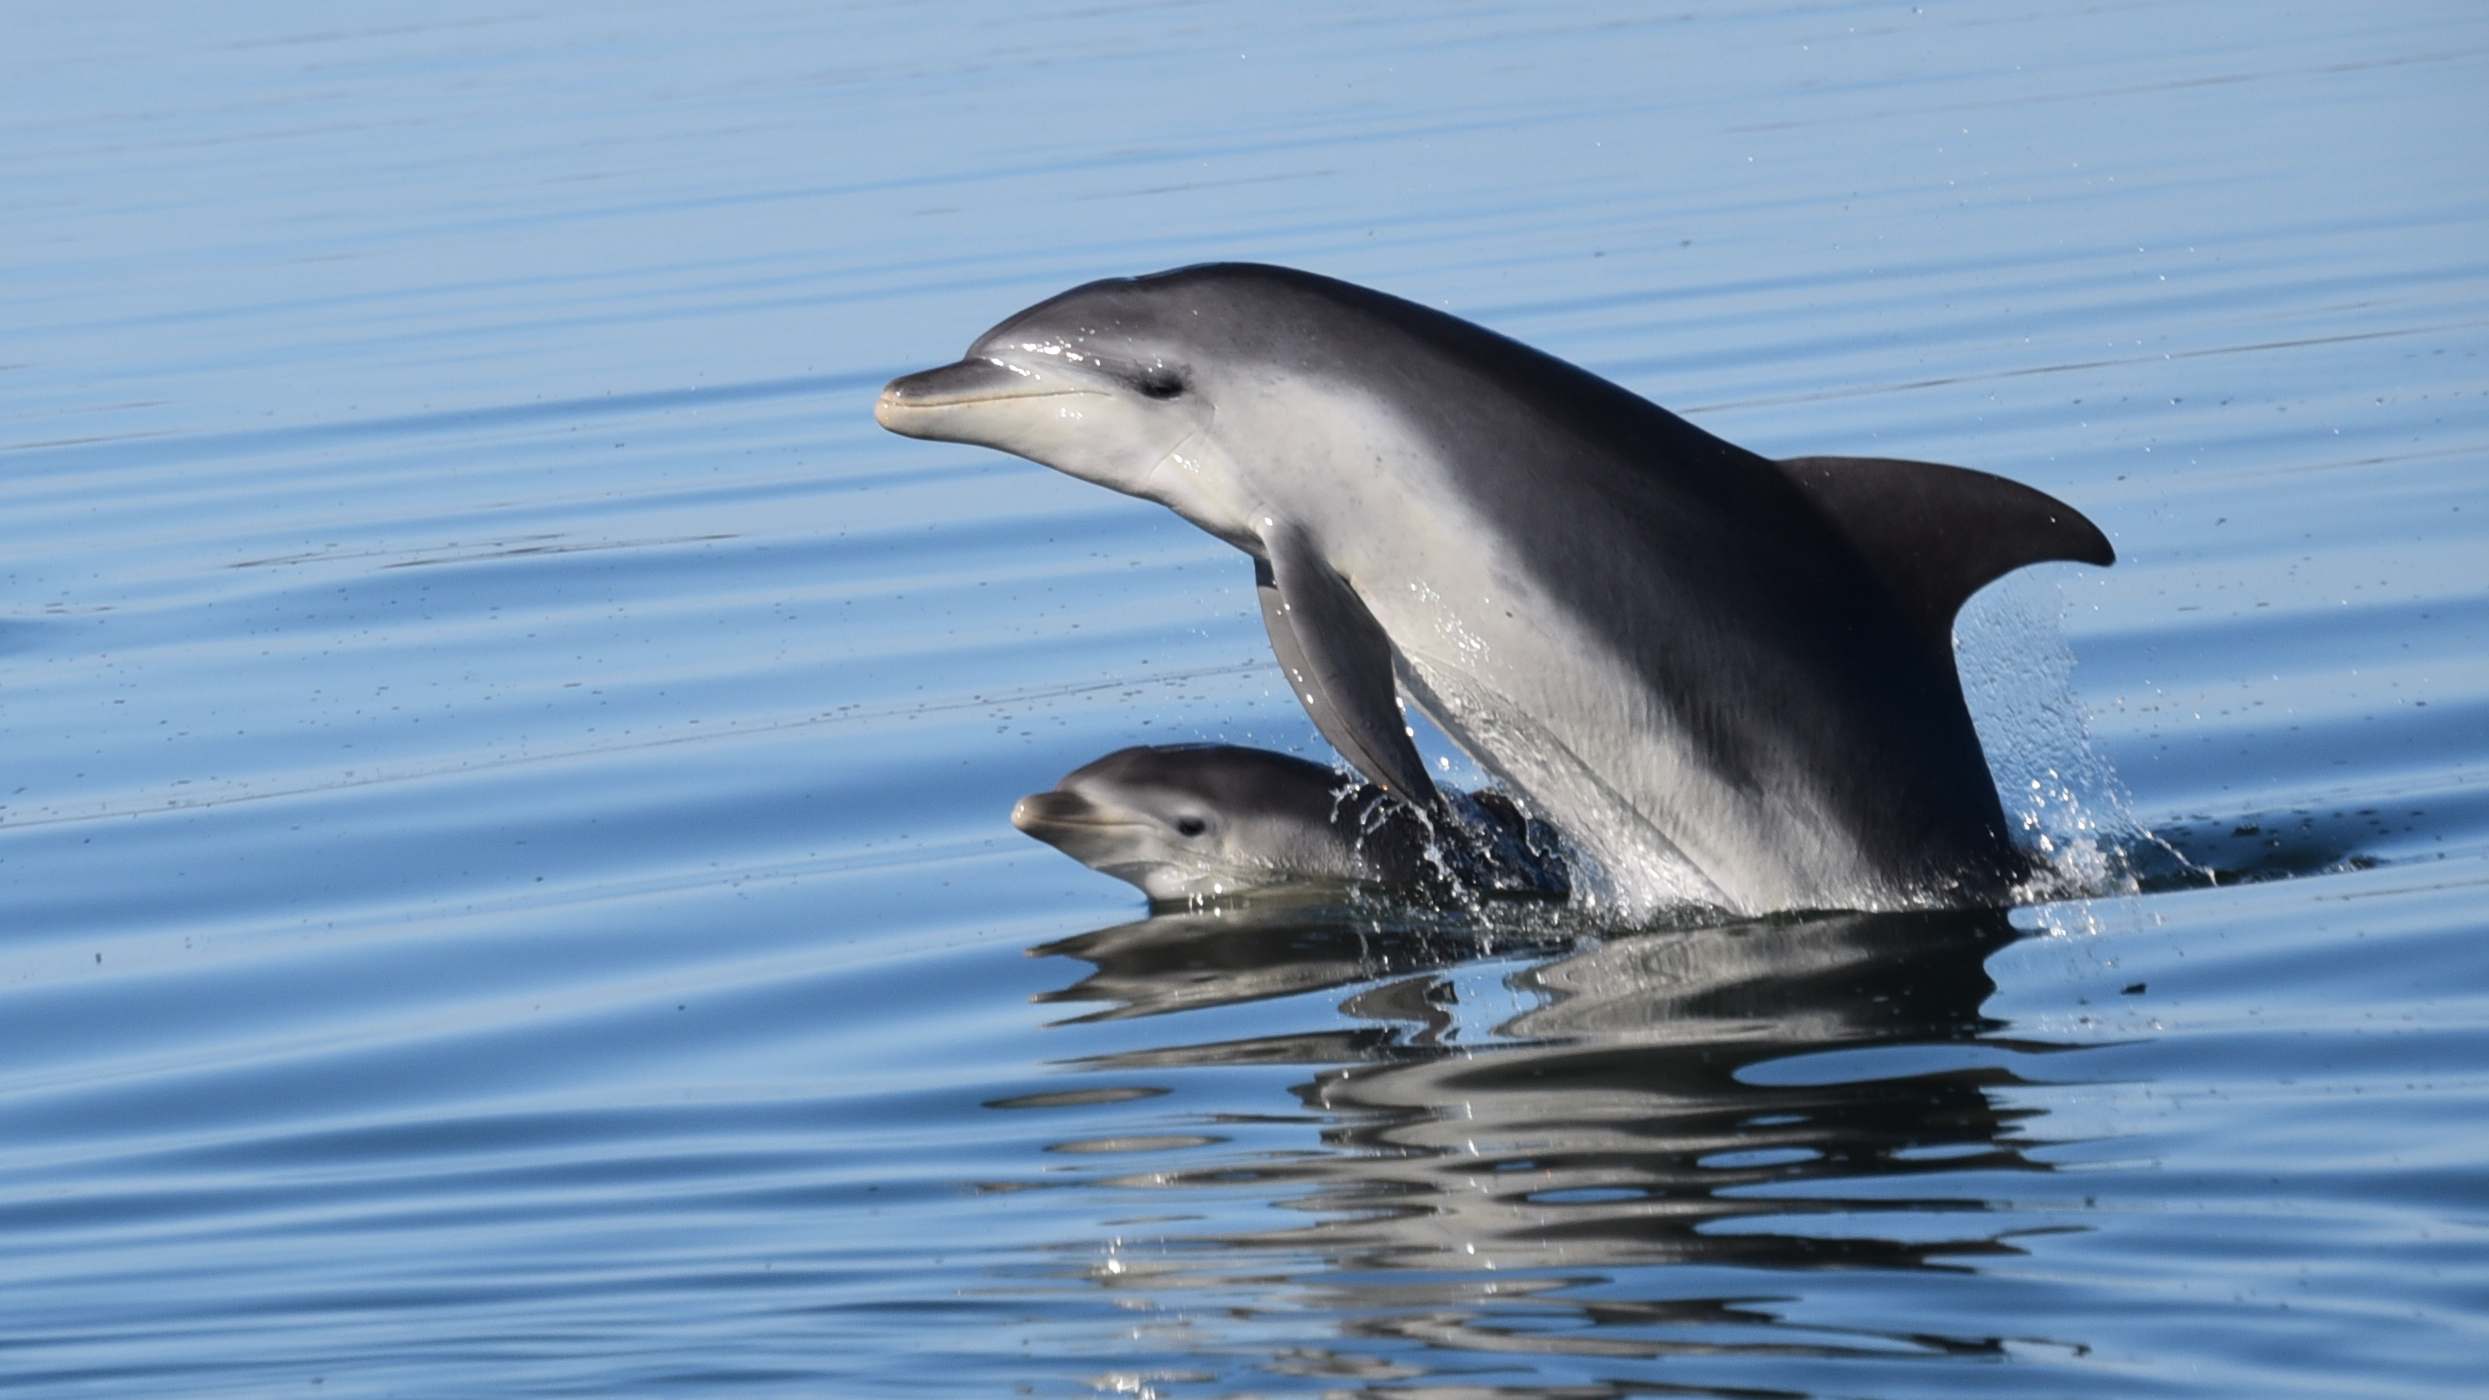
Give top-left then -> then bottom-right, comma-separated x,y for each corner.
1175,816 -> 1208,837
1136,367 -> 1186,400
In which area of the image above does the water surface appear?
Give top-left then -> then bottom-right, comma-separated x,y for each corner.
5,2 -> 2486,1395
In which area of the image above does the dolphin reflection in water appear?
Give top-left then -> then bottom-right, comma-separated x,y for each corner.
994,903 -> 2081,1368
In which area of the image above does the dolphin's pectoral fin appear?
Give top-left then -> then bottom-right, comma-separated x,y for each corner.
1776,455 -> 2116,656
1256,535 -> 1443,808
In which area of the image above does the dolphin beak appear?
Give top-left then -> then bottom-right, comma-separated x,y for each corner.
1010,789 -> 1100,835
876,358 -> 1083,437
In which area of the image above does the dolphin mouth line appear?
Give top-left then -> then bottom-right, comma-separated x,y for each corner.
1018,811 -> 1135,829
876,356 -> 1108,421
880,385 -> 1100,410
1009,795 -> 1153,836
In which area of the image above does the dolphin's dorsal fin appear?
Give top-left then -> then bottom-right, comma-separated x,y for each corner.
1256,531 -> 1443,808
1776,456 -> 2114,657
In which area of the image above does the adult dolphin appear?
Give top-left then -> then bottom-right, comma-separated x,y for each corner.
878,264 -> 2112,915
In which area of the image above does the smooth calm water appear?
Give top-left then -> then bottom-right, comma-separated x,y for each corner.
6,3 -> 2486,1395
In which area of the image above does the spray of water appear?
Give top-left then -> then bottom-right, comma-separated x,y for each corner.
1953,570 -> 2164,900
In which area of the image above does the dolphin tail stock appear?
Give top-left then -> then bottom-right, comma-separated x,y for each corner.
1254,530 -> 1444,809
1774,456 -> 2115,660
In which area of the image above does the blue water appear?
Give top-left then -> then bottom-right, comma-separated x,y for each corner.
5,2 -> 2486,1395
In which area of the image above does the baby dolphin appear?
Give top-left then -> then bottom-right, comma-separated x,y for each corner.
1013,744 -> 1569,903
885,264 -> 2112,915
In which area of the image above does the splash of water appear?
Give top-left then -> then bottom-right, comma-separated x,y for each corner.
1954,570 -> 2163,900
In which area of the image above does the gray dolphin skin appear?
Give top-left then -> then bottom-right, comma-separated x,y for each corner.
1013,744 -> 1570,903
882,263 -> 2113,916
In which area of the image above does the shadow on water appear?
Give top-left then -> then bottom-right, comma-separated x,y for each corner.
2133,806 -> 2421,889
2025,806 -> 2401,898
1012,901 -> 2092,1382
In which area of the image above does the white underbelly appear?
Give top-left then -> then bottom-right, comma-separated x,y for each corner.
1385,591 -> 1874,917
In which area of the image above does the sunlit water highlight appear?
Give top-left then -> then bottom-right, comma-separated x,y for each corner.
4,2 -> 2486,1396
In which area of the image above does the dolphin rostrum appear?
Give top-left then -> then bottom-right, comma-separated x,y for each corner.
1013,743 -> 1570,903
881,264 -> 2112,915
